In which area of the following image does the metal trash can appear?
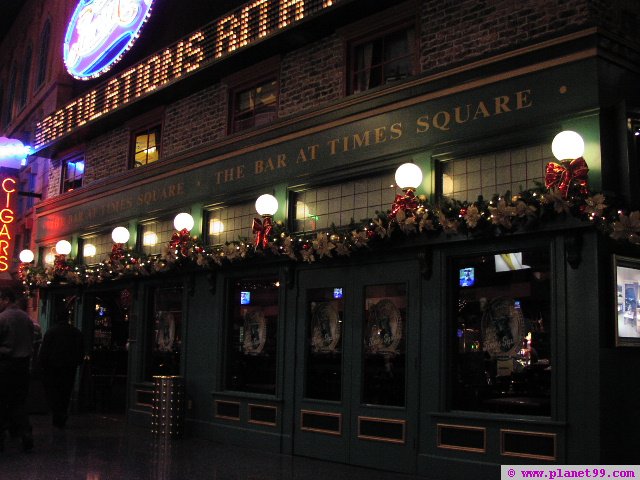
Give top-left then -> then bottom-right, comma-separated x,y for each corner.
151,375 -> 185,438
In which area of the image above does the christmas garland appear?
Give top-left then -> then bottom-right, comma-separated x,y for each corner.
18,182 -> 640,295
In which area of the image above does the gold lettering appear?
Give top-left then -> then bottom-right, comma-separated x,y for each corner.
308,144 -> 319,160
433,111 -> 451,130
185,32 -> 205,72
240,0 -> 270,47
0,224 -> 10,240
454,105 -> 471,124
0,256 -> 8,271
277,154 -> 287,168
473,101 -> 490,119
374,126 -> 386,143
327,138 -> 339,155
494,95 -> 511,114
516,89 -> 532,109
296,148 -> 308,163
390,122 -> 402,140
352,131 -> 370,149
215,14 -> 240,58
416,115 -> 429,133
0,209 -> 14,223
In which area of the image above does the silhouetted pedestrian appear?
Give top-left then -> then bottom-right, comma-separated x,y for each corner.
0,288 -> 34,452
39,313 -> 84,429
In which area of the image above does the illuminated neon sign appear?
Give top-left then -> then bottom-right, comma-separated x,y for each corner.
0,177 -> 16,272
0,137 -> 31,168
37,0 -> 338,148
64,0 -> 156,80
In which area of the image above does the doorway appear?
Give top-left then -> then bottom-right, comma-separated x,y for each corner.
293,260 -> 420,473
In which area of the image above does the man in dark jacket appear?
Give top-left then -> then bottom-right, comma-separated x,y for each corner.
0,288 -> 34,452
39,314 -> 84,428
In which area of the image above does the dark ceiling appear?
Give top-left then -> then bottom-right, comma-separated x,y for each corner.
0,0 -> 24,43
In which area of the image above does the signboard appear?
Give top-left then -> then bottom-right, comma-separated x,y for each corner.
0,177 -> 16,272
38,0 -> 340,148
64,0 -> 156,80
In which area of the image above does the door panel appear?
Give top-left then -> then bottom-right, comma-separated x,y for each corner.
293,261 -> 419,472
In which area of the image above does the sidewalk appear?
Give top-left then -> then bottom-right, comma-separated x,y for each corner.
0,414 -> 426,480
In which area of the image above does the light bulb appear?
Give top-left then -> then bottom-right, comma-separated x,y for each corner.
143,231 -> 158,246
551,131 -> 584,160
112,226 -> 130,244
174,212 -> 194,231
209,219 -> 224,234
395,163 -> 423,190
83,243 -> 96,258
255,194 -> 278,216
55,240 -> 72,255
19,249 -> 34,263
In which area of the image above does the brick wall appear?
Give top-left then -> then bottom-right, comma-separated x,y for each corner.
162,83 -> 227,158
83,127 -> 129,186
278,33 -> 344,118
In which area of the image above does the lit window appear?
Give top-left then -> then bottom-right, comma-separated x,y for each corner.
230,79 -> 277,133
349,27 -> 416,94
132,126 -> 161,168
61,156 -> 85,193
140,219 -> 173,255
205,202 -> 255,245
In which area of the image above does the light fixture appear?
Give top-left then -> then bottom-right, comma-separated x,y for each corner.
395,162 -> 423,190
255,194 -> 278,216
55,240 -> 72,255
112,226 -> 130,244
44,251 -> 55,265
253,194 -> 278,248
174,212 -> 194,232
209,219 -> 224,235
143,231 -> 158,246
390,163 -> 423,219
551,130 -> 584,161
19,249 -> 34,263
83,243 -> 97,258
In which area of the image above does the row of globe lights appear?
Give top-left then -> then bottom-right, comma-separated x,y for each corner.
18,131 -> 584,264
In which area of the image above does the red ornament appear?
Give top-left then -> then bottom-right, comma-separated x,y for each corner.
389,190 -> 418,219
545,157 -> 589,199
252,216 -> 273,248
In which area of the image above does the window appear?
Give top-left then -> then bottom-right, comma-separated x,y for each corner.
205,202 -> 255,245
451,248 -> 552,416
81,233 -> 113,264
293,172 -> 397,232
140,218 -> 174,255
146,286 -> 183,380
35,21 -> 51,89
349,26 -> 416,94
3,66 -> 17,127
19,46 -> 33,109
61,156 -> 85,193
230,78 -> 278,133
132,126 -> 161,167
440,144 -> 553,202
225,278 -> 279,394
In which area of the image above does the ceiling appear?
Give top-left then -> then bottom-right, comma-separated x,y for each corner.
0,0 -> 24,43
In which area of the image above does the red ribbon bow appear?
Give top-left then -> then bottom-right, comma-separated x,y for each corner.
252,216 -> 273,248
110,243 -> 126,262
170,228 -> 192,256
390,190 -> 418,219
544,157 -> 589,199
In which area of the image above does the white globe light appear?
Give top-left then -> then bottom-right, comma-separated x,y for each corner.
55,240 -> 72,255
209,219 -> 224,235
255,194 -> 278,216
174,212 -> 195,231
551,130 -> 584,160
112,226 -> 130,244
83,243 -> 97,258
395,163 -> 423,190
143,231 -> 158,246
19,249 -> 34,263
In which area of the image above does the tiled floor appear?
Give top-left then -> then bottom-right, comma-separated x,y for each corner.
0,414 -> 425,480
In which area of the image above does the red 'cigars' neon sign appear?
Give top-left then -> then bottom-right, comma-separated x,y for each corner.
0,178 -> 16,271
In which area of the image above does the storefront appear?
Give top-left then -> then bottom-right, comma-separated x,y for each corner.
25,33 -> 640,479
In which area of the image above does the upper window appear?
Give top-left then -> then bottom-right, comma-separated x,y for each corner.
3,66 -> 17,127
61,156 -> 85,193
132,126 -> 161,167
230,78 -> 278,133
19,46 -> 33,109
349,26 -> 416,94
35,21 -> 51,89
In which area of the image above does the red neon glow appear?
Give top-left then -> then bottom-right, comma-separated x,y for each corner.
0,177 -> 16,272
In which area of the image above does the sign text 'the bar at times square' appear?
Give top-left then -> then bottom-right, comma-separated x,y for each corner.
35,0 -> 337,150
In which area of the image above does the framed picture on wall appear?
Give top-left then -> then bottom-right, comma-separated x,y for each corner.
613,255 -> 640,347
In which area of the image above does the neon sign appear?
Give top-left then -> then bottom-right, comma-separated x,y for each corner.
37,0 -> 338,149
0,137 -> 31,168
64,0 -> 156,80
0,177 -> 16,272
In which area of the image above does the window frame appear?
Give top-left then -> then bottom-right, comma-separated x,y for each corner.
341,1 -> 419,96
131,124 -> 162,168
225,57 -> 280,135
60,154 -> 85,193
35,20 -> 51,91
19,44 -> 33,110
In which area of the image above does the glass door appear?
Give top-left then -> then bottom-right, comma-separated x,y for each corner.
293,261 -> 419,472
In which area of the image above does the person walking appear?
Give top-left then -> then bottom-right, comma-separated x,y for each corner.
0,288 -> 35,452
39,311 -> 84,429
